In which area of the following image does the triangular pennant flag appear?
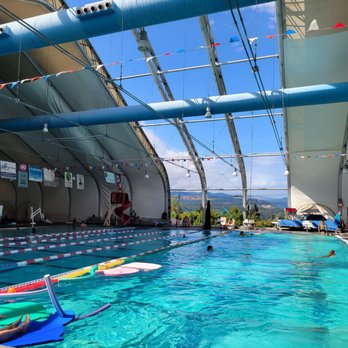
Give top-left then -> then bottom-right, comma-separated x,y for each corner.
308,19 -> 319,31
0,83 -> 7,90
95,64 -> 104,71
163,52 -> 172,56
332,22 -> 345,29
43,74 -> 53,80
266,35 -> 275,39
285,29 -> 296,35
20,78 -> 31,84
31,76 -> 42,82
10,82 -> 18,89
211,42 -> 221,47
110,61 -> 120,66
146,56 -> 155,62
56,70 -> 73,77
229,36 -> 240,43
176,49 -> 186,53
248,37 -> 258,43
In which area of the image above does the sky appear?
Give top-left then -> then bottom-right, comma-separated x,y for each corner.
66,0 -> 287,199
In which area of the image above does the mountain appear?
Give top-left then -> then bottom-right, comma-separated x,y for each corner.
172,191 -> 288,219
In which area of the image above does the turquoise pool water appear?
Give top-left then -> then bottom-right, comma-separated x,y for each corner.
4,231 -> 348,347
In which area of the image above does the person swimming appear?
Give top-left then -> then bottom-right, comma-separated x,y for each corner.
323,250 -> 336,258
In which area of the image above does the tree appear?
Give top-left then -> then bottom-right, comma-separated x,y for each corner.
170,196 -> 181,219
229,206 -> 243,226
246,203 -> 260,221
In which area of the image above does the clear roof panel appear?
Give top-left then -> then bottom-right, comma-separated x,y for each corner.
66,0 -> 287,198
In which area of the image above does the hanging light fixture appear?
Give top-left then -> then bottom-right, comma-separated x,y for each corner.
205,105 -> 212,118
138,29 -> 150,52
42,123 -> 48,133
232,168 -> 238,176
284,169 -> 289,175
144,170 -> 150,179
186,169 -> 191,178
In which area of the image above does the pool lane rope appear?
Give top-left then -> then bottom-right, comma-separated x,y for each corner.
0,231 -> 230,293
0,227 -> 135,245
0,233 -> 173,272
0,230 -> 169,257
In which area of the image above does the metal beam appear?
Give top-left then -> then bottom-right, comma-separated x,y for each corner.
140,112 -> 283,127
133,28 -> 208,211
113,54 -> 279,81
199,15 -> 249,218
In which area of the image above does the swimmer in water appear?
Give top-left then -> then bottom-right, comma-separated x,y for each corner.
323,250 -> 336,258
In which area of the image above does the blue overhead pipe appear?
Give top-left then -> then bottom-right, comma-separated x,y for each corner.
0,0 -> 273,57
0,81 -> 348,133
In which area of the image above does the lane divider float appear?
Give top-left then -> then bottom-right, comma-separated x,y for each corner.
0,230 -> 168,256
0,231 -> 230,293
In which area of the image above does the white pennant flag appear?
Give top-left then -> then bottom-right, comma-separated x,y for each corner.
308,19 -> 319,31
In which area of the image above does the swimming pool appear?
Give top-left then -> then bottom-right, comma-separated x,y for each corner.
3,231 -> 348,347
0,226 -> 187,286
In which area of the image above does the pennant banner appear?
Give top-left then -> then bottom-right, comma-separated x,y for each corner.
0,19 -> 346,91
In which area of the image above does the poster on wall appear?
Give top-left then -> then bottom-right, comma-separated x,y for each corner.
76,174 -> 84,190
43,168 -> 58,187
18,171 -> 28,188
64,171 -> 73,188
104,171 -> 115,184
0,161 -> 16,180
29,165 -> 43,182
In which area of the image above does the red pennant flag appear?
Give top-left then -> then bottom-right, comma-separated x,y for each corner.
211,42 -> 221,47
266,35 -> 274,39
31,76 -> 42,81
332,22 -> 345,29
0,83 -> 7,90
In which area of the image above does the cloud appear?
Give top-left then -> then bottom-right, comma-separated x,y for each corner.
248,2 -> 277,30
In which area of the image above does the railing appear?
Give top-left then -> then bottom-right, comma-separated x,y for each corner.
30,207 -> 44,226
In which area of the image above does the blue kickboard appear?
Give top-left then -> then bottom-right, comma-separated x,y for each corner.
278,219 -> 303,228
5,310 -> 75,347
